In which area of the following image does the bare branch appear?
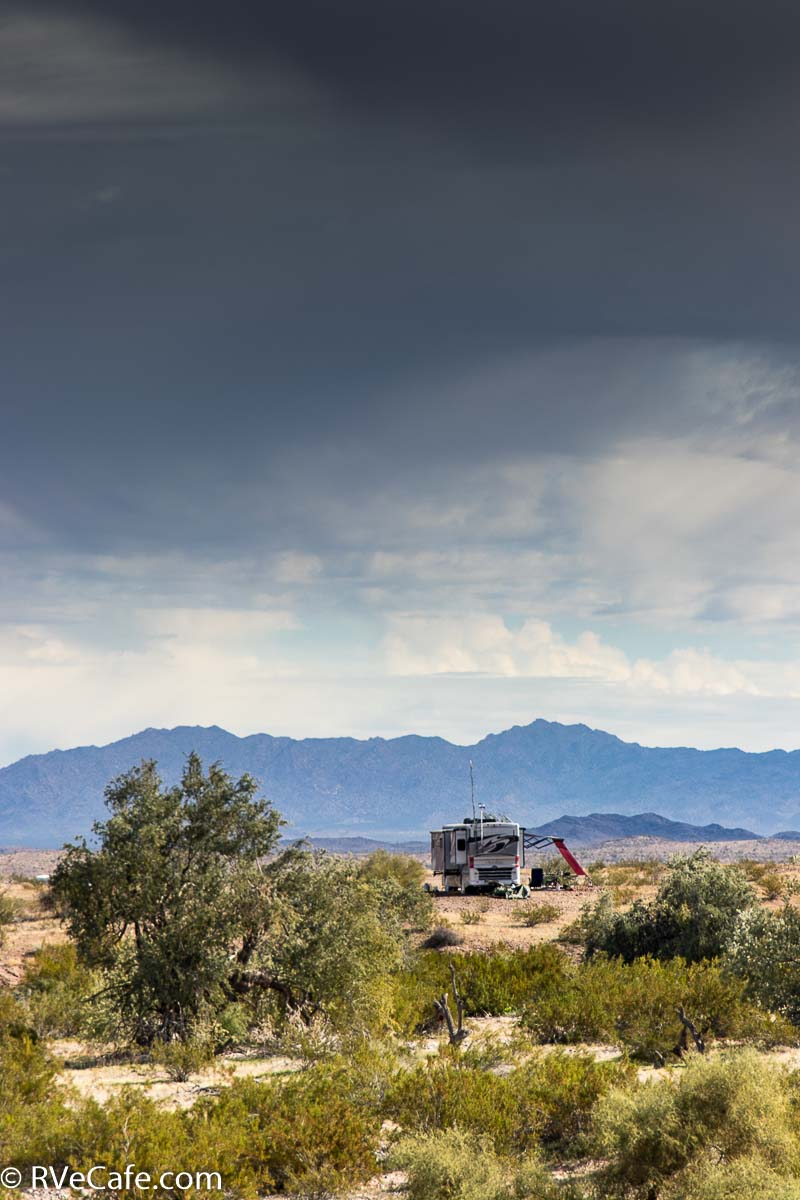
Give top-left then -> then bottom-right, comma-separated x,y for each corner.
433,961 -> 468,1044
675,1005 -> 705,1055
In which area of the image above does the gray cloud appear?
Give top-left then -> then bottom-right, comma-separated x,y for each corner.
4,4 -> 800,759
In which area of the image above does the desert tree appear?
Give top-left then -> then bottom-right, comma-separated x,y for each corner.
49,753 -> 282,1043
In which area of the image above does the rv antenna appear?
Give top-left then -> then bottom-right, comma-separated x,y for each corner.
469,759 -> 476,822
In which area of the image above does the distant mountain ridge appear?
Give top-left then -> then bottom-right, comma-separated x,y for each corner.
305,812 -> 761,856
529,812 -> 759,846
2,719 -> 800,847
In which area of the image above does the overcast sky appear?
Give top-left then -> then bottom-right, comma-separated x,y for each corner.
4,1 -> 800,762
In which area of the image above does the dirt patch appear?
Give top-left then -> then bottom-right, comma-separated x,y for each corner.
425,883 -> 593,949
55,1045 -> 304,1109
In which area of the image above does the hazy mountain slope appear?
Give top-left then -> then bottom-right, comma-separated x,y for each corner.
1,719 -> 800,846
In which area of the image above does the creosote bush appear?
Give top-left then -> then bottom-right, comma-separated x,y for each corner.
0,892 -> 21,943
148,1035 -> 216,1082
390,1128 -> 558,1200
518,901 -> 560,926
521,954 -> 789,1060
394,943 -> 571,1033
580,849 -> 756,963
17,942 -> 97,1038
0,1033 -> 384,1198
385,1048 -> 633,1155
394,943 -> 784,1059
355,851 -> 434,929
594,1049 -> 800,1198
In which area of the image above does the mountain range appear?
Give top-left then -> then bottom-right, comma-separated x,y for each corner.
3,719 -> 800,847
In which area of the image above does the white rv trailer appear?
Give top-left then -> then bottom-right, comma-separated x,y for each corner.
430,814 -> 524,892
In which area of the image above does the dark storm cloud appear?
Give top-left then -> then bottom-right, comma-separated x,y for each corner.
38,1 -> 800,143
4,1 -> 800,558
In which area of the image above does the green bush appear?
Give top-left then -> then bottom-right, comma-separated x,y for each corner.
663,1154 -> 800,1200
18,942 -> 97,1038
394,944 -> 572,1034
148,1035 -> 216,1082
522,955 -> 788,1060
585,849 -> 756,963
190,1067 -> 381,1196
518,901 -> 560,926
594,1049 -> 800,1197
0,1045 -> 386,1197
726,904 -> 800,1024
61,1090 -> 191,1194
558,892 -> 616,946
461,910 -> 484,925
0,892 -> 21,942
737,860 -> 791,901
355,851 -> 434,929
384,1048 -> 632,1156
390,1128 -> 557,1200
0,991 -> 72,1169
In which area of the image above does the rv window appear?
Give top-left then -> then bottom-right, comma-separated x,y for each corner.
457,838 -> 466,851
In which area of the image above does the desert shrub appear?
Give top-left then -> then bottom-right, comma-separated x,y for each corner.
60,1090 -> 191,1193
17,942 -> 97,1038
355,851 -> 433,929
385,1057 -> 521,1149
587,849 -> 756,963
390,1128 -> 557,1200
422,926 -> 464,950
0,892 -> 21,942
663,1154 -> 800,1200
393,945 -> 571,1033
455,1028 -> 535,1071
461,910 -> 483,925
523,955 -> 789,1059
594,1049 -> 800,1197
726,903 -> 800,1023
148,1035 -> 216,1082
737,860 -> 791,901
384,1048 -> 631,1156
0,991 -> 72,1168
189,1067 -> 381,1196
558,892 -> 617,946
515,1049 -> 635,1151
518,901 -> 560,926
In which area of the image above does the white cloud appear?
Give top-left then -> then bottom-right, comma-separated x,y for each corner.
383,613 -> 800,701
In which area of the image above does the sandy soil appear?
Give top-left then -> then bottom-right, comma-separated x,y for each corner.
51,1042 -> 304,1108
427,883 -> 594,949
0,880 -> 65,985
